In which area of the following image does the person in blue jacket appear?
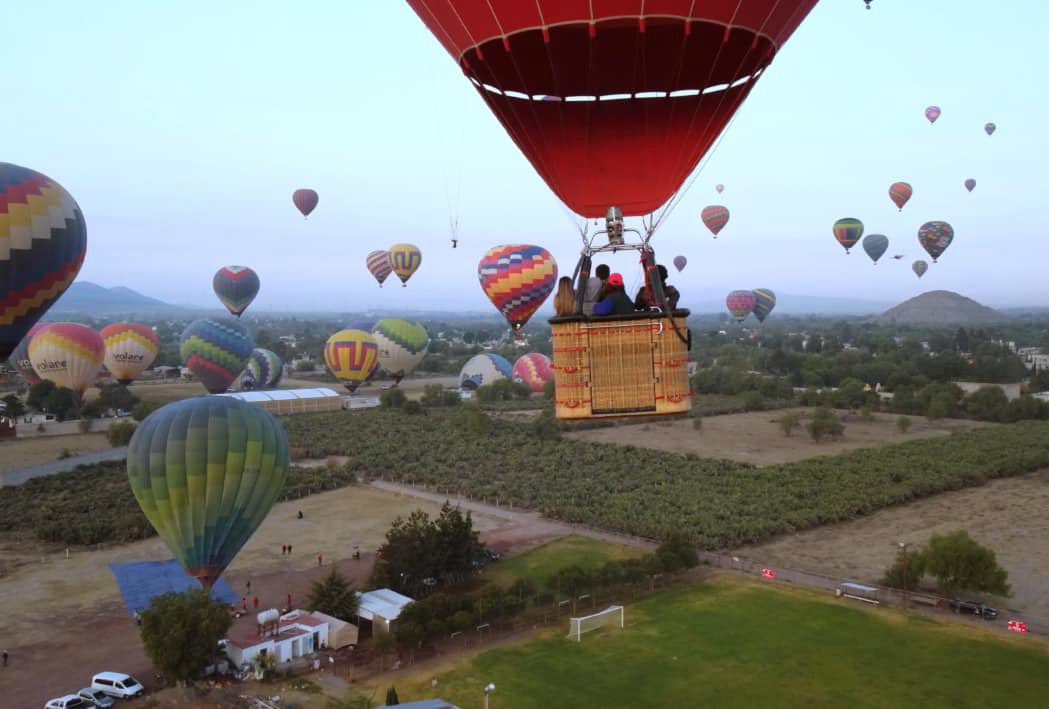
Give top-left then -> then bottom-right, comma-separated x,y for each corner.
593,273 -> 635,316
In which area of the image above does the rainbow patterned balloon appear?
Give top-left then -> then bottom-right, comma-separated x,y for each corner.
918,221 -> 954,262
366,250 -> 393,287
1,163 -> 88,361
213,265 -> 260,317
701,205 -> 730,237
389,244 -> 422,286
324,329 -> 379,392
725,290 -> 757,323
28,323 -> 105,395
102,323 -> 160,385
180,318 -> 255,394
751,289 -> 777,323
246,348 -> 284,389
512,352 -> 554,394
478,245 -> 558,331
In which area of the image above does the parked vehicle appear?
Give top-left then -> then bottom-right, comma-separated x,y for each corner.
77,688 -> 114,708
949,598 -> 999,620
91,672 -> 145,698
44,696 -> 89,709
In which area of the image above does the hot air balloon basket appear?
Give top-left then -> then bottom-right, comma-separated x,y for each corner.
550,314 -> 692,420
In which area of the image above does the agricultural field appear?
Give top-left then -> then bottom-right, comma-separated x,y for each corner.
569,408 -> 988,466
376,578 -> 1049,709
0,432 -> 111,474
483,535 -> 644,588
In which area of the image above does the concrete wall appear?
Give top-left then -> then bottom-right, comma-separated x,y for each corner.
16,417 -> 117,439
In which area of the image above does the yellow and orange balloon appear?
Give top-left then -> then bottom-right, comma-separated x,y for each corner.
324,329 -> 379,393
28,323 -> 105,396
102,323 -> 160,385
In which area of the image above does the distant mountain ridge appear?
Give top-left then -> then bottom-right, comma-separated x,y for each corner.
48,281 -> 176,314
875,290 -> 1005,325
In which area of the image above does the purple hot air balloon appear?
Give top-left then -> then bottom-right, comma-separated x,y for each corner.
964,178 -> 976,193
292,189 -> 319,218
925,105 -> 941,124
715,184 -> 724,194
673,255 -> 687,272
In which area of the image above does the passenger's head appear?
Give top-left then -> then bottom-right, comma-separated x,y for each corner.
556,276 -> 573,294
607,273 -> 625,291
595,264 -> 610,280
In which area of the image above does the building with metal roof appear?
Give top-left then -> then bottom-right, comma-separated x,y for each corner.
216,387 -> 343,415
357,588 -> 414,635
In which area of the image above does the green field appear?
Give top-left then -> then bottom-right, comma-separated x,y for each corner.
381,578 -> 1049,709
483,536 -> 645,588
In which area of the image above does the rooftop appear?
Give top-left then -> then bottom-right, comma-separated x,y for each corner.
218,387 -> 341,403
358,588 -> 414,622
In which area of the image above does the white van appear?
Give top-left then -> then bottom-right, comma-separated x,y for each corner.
91,671 -> 145,698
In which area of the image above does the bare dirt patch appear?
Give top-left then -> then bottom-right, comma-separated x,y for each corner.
734,472 -> 1049,621
568,409 -> 989,466
0,433 -> 111,473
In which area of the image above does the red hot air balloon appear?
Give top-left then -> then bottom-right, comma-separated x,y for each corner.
292,189 -> 318,218
888,182 -> 912,211
702,206 -> 730,238
725,290 -> 757,323
925,106 -> 941,124
406,1 -> 820,217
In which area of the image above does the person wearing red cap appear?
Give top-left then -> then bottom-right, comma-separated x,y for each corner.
593,273 -> 635,316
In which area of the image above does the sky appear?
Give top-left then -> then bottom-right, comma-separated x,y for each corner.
3,1 -> 1047,313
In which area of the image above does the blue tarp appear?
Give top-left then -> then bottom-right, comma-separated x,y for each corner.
109,559 -> 239,616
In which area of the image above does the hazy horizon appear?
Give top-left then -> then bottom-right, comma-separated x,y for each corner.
4,1 -> 1047,314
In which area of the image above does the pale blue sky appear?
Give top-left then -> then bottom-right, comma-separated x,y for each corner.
3,1 -> 1046,312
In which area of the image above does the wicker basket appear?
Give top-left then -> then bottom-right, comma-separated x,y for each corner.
550,312 -> 692,420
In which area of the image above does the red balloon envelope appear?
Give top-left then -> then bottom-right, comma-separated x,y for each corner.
292,189 -> 318,218
407,1 -> 820,217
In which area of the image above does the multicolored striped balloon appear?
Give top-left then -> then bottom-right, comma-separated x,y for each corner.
372,319 -> 429,383
512,352 -> 554,394
127,396 -> 290,590
833,218 -> 864,254
888,182 -> 912,211
324,329 -> 379,392
751,289 -> 777,323
8,323 -> 45,386
213,265 -> 260,317
28,323 -> 105,396
180,318 -> 255,394
1,163 -> 87,361
366,250 -> 393,287
478,245 -> 558,331
460,353 -> 512,390
725,290 -> 757,323
246,348 -> 283,389
918,221 -> 954,262
701,205 -> 730,238
389,244 -> 422,286
862,234 -> 889,264
101,323 -> 160,385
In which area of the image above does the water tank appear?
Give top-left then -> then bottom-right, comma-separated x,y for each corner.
257,608 -> 279,626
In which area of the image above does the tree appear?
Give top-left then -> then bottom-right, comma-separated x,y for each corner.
923,531 -> 1011,597
741,391 -> 765,411
963,386 -> 1009,422
44,386 -> 77,421
306,568 -> 360,620
529,409 -> 561,441
108,420 -> 137,446
895,415 -> 912,434
139,590 -> 232,684
420,384 -> 461,407
779,413 -> 800,437
133,400 -> 163,422
2,394 -> 25,419
380,388 -> 407,408
385,687 -> 400,705
656,531 -> 699,570
371,631 -> 398,672
26,380 -> 57,411
880,546 -> 926,591
807,407 -> 844,441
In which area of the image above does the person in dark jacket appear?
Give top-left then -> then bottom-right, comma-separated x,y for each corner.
594,273 -> 635,315
634,264 -> 680,310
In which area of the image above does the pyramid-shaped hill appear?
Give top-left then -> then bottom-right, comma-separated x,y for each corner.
875,290 -> 1004,325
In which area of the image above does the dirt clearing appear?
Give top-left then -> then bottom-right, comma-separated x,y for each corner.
569,409 -> 989,465
0,433 -> 111,474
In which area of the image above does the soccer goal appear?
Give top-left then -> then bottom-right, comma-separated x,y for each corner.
569,605 -> 624,641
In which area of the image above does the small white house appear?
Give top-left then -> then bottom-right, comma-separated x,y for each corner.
357,588 -> 414,636
226,610 -> 329,668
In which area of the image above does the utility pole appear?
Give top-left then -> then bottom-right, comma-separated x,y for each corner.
899,542 -> 909,610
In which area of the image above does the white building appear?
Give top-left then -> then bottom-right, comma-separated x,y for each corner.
357,588 -> 414,636
226,610 -> 329,669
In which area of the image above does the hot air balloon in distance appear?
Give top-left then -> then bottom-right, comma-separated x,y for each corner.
984,122 -> 996,136
460,353 -> 513,391
366,250 -> 393,287
1,163 -> 87,362
324,329 -> 379,393
701,206 -> 730,238
478,245 -> 558,331
292,189 -> 318,218
406,1 -> 820,217
864,0 -> 873,8
180,318 -> 254,394
389,244 -> 422,286
862,234 -> 889,265
726,290 -> 757,323
833,218 -> 864,254
752,289 -> 777,323
964,178 -> 976,193
918,221 -> 954,262
126,396 -> 290,590
673,255 -> 687,272
246,348 -> 284,389
28,323 -> 105,397
888,182 -> 912,211
513,352 -> 554,394
715,184 -> 725,194
912,260 -> 928,278
213,266 -> 260,317
372,319 -> 429,384
925,106 -> 941,124
8,324 -> 45,386
101,323 -> 160,385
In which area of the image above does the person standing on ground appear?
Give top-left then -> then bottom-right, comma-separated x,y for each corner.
253,596 -> 259,610
288,544 -> 293,554
3,649 -> 8,667
318,553 -> 323,567
281,544 -> 286,555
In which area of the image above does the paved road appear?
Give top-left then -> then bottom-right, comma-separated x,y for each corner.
0,446 -> 127,486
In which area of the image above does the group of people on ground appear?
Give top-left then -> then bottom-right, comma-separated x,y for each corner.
553,264 -> 681,317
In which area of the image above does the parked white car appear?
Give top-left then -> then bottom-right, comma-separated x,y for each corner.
78,687 -> 115,707
91,671 -> 145,698
44,695 -> 90,709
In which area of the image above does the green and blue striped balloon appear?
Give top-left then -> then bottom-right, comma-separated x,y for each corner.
126,396 -> 290,589
180,318 -> 254,394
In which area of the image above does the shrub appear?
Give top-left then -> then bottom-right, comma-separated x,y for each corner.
421,384 -> 461,408
77,417 -> 94,434
896,415 -> 912,434
108,420 -> 138,446
380,388 -> 407,408
458,405 -> 490,435
880,546 -> 926,591
779,413 -> 801,437
530,409 -> 561,441
807,407 -> 844,441
923,530 -> 1011,597
403,400 -> 424,415
692,416 -> 703,431
741,391 -> 765,412
476,379 -> 532,402
543,380 -> 556,400
132,400 -> 163,422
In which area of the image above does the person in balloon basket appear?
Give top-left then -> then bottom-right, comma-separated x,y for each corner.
593,274 -> 635,316
553,277 -> 576,317
582,264 -> 610,316
634,264 -> 680,311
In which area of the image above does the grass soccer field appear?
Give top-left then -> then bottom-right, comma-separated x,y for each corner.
482,535 -> 645,588
380,577 -> 1049,709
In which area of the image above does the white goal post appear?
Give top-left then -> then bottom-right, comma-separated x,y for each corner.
569,605 -> 624,641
